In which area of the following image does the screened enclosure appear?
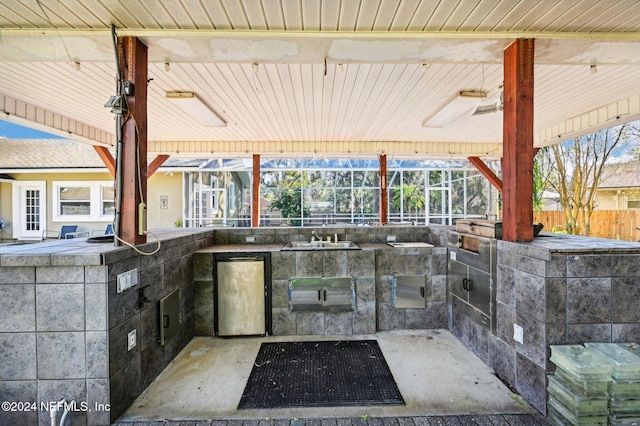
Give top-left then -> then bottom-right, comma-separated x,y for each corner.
182,157 -> 497,227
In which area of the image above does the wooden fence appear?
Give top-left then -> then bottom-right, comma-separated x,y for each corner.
533,210 -> 640,241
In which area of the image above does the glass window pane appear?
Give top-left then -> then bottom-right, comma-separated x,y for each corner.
60,186 -> 90,200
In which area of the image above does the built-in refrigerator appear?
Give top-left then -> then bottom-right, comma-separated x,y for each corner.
214,253 -> 271,336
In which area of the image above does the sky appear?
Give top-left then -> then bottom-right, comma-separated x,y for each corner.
0,120 -> 61,139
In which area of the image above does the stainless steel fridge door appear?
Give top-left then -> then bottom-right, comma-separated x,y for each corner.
216,259 -> 266,336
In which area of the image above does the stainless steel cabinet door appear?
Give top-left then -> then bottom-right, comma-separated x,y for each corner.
216,259 -> 265,336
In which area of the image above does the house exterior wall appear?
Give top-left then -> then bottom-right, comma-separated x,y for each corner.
147,172 -> 183,229
0,171 -> 183,241
596,188 -> 640,210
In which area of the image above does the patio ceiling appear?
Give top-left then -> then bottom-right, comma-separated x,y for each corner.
1,0 -> 640,160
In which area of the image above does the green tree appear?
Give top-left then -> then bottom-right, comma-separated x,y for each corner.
536,124 -> 637,235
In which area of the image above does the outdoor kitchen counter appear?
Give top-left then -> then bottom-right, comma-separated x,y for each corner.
499,232 -> 640,260
194,242 -> 392,253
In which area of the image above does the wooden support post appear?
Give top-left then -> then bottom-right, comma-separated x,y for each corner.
118,37 -> 148,245
93,146 -> 115,177
252,154 -> 260,228
379,154 -> 388,224
146,155 -> 170,178
468,157 -> 503,193
502,39 -> 535,242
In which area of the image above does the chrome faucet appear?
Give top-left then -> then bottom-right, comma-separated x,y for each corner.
311,230 -> 321,242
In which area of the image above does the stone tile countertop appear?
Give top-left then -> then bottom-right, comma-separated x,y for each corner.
499,232 -> 640,257
194,242 -> 392,253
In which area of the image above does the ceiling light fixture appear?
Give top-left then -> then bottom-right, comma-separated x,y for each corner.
422,90 -> 487,128
165,91 -> 226,127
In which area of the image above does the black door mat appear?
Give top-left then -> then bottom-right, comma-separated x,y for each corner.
238,340 -> 405,409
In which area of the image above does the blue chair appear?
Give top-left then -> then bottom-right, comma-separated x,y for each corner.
42,225 -> 87,240
92,224 -> 114,236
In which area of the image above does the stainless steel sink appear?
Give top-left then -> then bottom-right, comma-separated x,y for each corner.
281,241 -> 360,251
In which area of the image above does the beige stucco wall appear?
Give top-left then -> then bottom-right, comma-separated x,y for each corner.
1,171 -> 183,240
0,181 -> 13,240
147,172 -> 183,229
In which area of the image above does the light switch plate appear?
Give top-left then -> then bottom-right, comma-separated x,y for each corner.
513,324 -> 524,344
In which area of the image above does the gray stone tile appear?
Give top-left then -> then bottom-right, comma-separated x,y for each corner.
613,254 -> 640,277
495,302 -> 515,345
193,253 -> 214,281
37,379 -> 87,426
107,277 -> 140,330
324,311 -> 353,334
546,255 -> 566,278
86,331 -> 108,378
271,308 -> 296,335
164,255 -> 192,295
109,354 -> 142,422
612,277 -> 640,322
109,316 -> 141,376
405,308 -> 430,329
514,312 -> 546,367
0,266 -> 35,283
431,250 -> 448,275
376,251 -> 404,276
565,323 -> 611,344
0,333 -> 36,380
140,303 -> 160,350
426,302 -> 448,328
377,304 -> 405,331
270,279 -> 289,309
613,323 -> 640,343
107,256 -> 140,283
515,271 -> 545,322
140,264 -> 165,303
35,266 -> 84,283
489,336 -> 516,387
141,341 -> 165,389
545,278 -> 566,324
405,253 -> 431,275
352,306 -> 376,334
36,284 -> 85,331
1,254 -> 50,267
37,332 -> 86,379
496,265 -> 515,307
567,255 -> 612,278
297,251 -> 324,277
84,265 -> 107,284
347,250 -> 375,279
86,378 -> 110,426
0,380 -> 37,426
296,311 -> 325,335
0,284 -> 35,332
85,284 -> 107,331
271,252 -> 296,280
512,254 -> 546,277
355,278 -> 375,305
566,277 -> 612,323
323,251 -> 348,277
515,353 -> 547,414
428,275 -> 447,302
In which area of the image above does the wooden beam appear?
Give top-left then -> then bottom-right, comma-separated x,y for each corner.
468,157 -> 502,192
252,155 -> 260,228
146,155 -> 170,178
119,36 -> 148,245
93,146 -> 115,177
379,154 -> 388,225
502,39 -> 535,242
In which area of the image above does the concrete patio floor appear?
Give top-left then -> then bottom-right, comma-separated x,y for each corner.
116,330 -> 538,423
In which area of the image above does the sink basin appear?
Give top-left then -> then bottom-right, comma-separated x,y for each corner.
281,241 -> 360,251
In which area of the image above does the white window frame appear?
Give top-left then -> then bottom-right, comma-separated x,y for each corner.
52,181 -> 115,222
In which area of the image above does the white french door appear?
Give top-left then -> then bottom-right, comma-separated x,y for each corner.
13,181 -> 46,240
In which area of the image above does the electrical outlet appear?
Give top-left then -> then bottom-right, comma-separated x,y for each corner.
117,269 -> 138,293
127,329 -> 136,351
245,236 -> 256,243
386,235 -> 397,242
513,324 -> 524,344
